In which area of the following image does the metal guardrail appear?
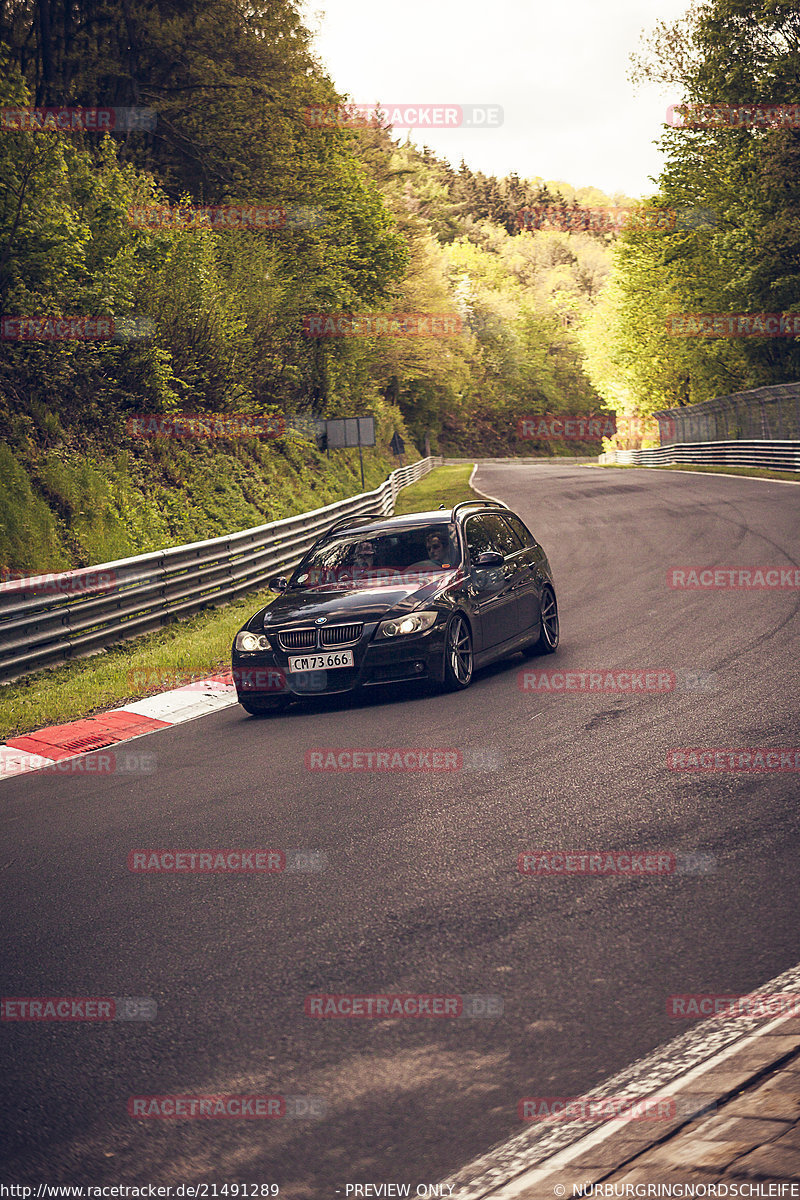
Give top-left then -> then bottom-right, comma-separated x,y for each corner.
443,456 -> 597,464
0,456 -> 443,682
655,383 -> 800,444
598,441 -> 800,471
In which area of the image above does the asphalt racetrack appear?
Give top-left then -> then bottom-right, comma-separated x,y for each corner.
2,462 -> 799,1195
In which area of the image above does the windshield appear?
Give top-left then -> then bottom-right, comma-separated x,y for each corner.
290,524 -> 460,589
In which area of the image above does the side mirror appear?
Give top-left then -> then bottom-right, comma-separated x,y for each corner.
475,550 -> 504,568
270,575 -> 288,592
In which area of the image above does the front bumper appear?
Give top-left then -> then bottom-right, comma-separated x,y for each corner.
233,619 -> 448,702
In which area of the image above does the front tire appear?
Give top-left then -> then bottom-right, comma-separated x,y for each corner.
442,613 -> 474,690
524,586 -> 559,656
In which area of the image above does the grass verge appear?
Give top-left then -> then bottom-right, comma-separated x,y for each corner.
0,593 -> 270,743
0,463 -> 478,742
393,462 -> 477,513
596,463 -> 799,482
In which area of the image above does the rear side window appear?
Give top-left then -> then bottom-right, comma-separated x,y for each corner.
503,514 -> 537,548
482,514 -> 523,554
465,513 -> 521,559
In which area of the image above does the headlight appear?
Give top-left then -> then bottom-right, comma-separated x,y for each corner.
376,611 -> 438,639
235,631 -> 270,652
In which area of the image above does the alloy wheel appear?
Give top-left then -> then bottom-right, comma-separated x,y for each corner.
448,615 -> 473,686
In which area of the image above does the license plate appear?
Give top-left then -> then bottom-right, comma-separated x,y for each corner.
287,650 -> 354,673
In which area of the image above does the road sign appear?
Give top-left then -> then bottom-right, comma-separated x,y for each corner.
323,417 -> 375,449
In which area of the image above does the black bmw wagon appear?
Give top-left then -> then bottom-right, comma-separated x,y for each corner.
232,501 -> 559,714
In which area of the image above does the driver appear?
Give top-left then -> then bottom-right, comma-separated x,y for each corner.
407,528 -> 453,576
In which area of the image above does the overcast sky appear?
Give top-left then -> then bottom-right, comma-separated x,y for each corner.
301,0 -> 692,198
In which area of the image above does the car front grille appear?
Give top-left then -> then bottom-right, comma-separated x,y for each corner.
277,623 -> 364,651
320,623 -> 363,647
277,628 -> 317,651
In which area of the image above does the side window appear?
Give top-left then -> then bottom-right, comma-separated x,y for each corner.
465,514 -> 519,559
481,514 -> 523,555
503,514 -> 537,548
465,515 -> 492,560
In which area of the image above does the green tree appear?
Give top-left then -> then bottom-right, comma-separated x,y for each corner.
592,0 -> 800,425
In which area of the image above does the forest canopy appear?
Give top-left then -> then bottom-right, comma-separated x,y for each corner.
2,0 -> 797,472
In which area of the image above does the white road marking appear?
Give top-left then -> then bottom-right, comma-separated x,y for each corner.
591,465 -> 800,485
469,464 -> 510,507
441,960 -> 800,1198
0,677 -> 240,783
0,745 -> 57,778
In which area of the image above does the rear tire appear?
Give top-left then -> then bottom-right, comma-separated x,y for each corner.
239,697 -> 290,716
524,586 -> 559,656
442,613 -> 474,690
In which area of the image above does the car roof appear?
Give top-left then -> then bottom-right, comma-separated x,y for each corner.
324,504 -> 509,538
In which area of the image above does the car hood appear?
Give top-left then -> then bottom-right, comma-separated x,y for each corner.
253,572 -> 462,629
